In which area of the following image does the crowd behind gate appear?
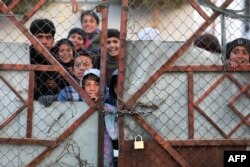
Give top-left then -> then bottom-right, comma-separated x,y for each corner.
29,8 -> 250,167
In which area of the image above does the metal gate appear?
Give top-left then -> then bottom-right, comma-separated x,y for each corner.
0,0 -> 249,167
117,0 -> 250,167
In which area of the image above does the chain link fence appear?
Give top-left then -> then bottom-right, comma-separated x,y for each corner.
0,0 -> 249,166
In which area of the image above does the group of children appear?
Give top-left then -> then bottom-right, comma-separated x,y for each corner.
29,10 -> 119,167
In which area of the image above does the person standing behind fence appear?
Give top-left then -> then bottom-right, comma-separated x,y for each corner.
29,18 -> 59,100
80,10 -> 100,50
38,50 -> 94,105
80,10 -> 101,68
104,69 -> 119,167
106,29 -> 120,88
194,33 -> 222,54
67,27 -> 86,52
226,38 -> 250,68
52,38 -> 75,89
58,68 -> 114,166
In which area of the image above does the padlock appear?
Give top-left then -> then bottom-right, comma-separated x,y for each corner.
134,135 -> 144,149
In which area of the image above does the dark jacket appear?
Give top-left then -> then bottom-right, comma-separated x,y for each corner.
30,46 -> 60,100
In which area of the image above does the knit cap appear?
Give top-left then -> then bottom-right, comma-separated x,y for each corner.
226,38 -> 250,59
67,28 -> 86,44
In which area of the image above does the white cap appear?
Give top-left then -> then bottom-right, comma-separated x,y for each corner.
83,68 -> 100,78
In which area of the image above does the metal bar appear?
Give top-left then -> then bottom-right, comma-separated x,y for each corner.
26,71 -> 35,138
0,75 -> 28,130
194,105 -> 228,138
0,104 -> 27,130
8,0 -> 21,10
0,64 -> 61,71
194,74 -> 226,106
27,107 -> 96,166
164,65 -> 250,72
118,0 -> 129,166
188,0 -> 209,20
0,137 -> 55,147
70,0 -> 78,13
227,73 -> 250,99
132,115 -> 192,167
0,2 -> 96,108
0,75 -> 26,104
221,13 -> 227,65
98,0 -> 109,166
228,84 -> 250,127
227,73 -> 245,89
229,83 -> 250,106
125,0 -> 234,108
166,139 -> 250,146
188,72 -> 194,139
228,114 -> 250,137
20,0 -> 47,24
2,64 -> 250,72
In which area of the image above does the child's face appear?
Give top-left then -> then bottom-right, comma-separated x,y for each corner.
58,43 -> 74,63
229,46 -> 250,67
35,33 -> 54,51
83,79 -> 99,101
72,56 -> 93,80
107,37 -> 120,57
68,33 -> 84,51
81,15 -> 98,34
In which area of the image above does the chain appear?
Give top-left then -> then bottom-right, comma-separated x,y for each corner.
102,98 -> 159,117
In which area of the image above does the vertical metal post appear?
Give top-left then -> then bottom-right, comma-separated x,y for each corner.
98,0 -> 108,166
220,14 -> 227,66
118,0 -> 129,166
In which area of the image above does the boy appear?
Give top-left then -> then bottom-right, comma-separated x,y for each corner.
106,29 -> 120,87
56,68 -> 99,101
29,18 -> 58,100
226,38 -> 250,68
38,49 -> 94,104
67,27 -> 86,51
56,56 -> 96,101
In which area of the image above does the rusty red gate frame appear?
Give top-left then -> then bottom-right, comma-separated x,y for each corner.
0,0 -> 249,166
117,0 -> 250,167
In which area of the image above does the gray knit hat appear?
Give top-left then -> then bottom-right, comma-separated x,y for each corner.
67,27 -> 86,44
226,38 -> 250,60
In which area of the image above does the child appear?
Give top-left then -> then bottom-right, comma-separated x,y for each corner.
67,28 -> 86,51
56,52 -> 94,101
106,29 -> 120,87
53,39 -> 75,72
194,33 -> 222,54
104,69 -> 119,166
29,18 -> 58,100
74,49 -> 94,82
80,10 -> 100,49
226,38 -> 250,68
38,49 -> 94,105
58,69 -> 114,166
